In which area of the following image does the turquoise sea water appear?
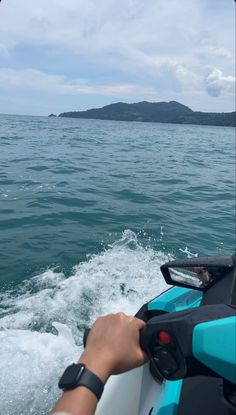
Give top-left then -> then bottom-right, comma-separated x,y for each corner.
0,114 -> 235,414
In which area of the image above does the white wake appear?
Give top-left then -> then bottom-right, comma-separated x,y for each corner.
0,230 -> 171,415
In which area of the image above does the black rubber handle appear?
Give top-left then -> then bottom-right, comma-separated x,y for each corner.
139,327 -> 148,353
83,328 -> 91,348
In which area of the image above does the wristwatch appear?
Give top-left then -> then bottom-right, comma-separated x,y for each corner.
58,363 -> 104,401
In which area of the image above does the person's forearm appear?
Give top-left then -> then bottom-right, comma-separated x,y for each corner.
51,386 -> 97,415
51,352 -> 110,415
51,313 -> 147,415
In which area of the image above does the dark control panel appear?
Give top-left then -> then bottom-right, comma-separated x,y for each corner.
149,328 -> 187,380
140,304 -> 235,381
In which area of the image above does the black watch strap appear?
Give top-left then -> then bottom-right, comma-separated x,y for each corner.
58,363 -> 104,401
78,366 -> 104,401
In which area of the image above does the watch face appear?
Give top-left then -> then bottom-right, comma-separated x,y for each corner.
59,364 -> 85,390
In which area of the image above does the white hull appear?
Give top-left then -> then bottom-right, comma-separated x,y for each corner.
96,363 -> 160,415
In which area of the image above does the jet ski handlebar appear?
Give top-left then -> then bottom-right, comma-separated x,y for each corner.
83,254 -> 236,383
83,303 -> 236,383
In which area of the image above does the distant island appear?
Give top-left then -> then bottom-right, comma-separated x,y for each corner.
57,101 -> 235,127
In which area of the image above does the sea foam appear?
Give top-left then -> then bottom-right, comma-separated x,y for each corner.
0,230 -> 170,414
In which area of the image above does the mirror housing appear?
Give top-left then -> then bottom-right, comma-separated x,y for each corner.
160,255 -> 234,291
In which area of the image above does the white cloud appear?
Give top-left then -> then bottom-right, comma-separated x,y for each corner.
205,69 -> 236,98
0,0 -> 198,53
195,45 -> 232,60
0,42 -> 9,57
1,0 -> 233,61
0,0 -> 235,113
127,51 -> 201,87
0,67 -> 154,97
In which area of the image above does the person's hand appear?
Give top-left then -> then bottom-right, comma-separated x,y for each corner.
51,313 -> 148,415
79,312 -> 148,383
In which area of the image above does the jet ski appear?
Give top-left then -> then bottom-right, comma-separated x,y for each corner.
84,253 -> 236,415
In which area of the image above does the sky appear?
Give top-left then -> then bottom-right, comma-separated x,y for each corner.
0,0 -> 235,115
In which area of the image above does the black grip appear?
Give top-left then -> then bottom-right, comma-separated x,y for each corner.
83,328 -> 91,348
139,327 -> 148,353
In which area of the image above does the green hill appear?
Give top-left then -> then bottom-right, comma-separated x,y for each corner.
58,101 -> 235,127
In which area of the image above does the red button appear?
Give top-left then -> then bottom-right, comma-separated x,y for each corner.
159,330 -> 172,345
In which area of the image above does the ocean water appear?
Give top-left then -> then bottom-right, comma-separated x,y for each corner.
0,114 -> 235,414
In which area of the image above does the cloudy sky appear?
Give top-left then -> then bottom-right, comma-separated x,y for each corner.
0,0 -> 235,115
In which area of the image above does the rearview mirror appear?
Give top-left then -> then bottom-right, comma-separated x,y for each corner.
161,256 -> 233,291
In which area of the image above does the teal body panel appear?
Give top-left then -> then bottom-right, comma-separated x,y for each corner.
152,380 -> 183,415
193,316 -> 236,383
148,287 -> 202,414
148,286 -> 202,312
